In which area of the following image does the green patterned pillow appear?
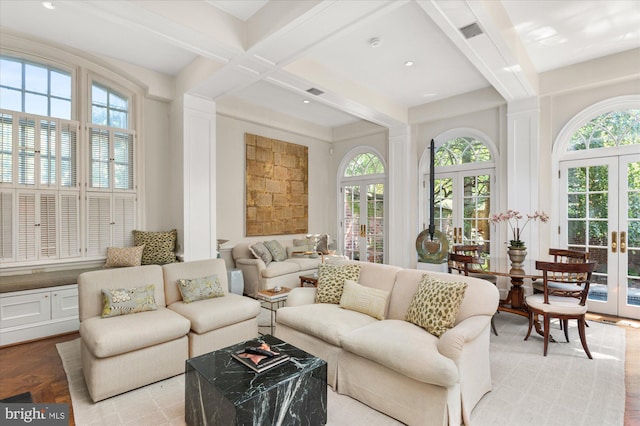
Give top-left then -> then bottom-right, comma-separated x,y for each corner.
339,279 -> 390,320
405,274 -> 467,337
101,285 -> 157,318
178,274 -> 225,303
132,229 -> 177,265
315,263 -> 361,304
263,240 -> 287,262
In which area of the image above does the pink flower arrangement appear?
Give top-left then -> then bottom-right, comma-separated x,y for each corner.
489,210 -> 549,248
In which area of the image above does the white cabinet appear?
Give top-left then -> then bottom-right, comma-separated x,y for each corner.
0,284 -> 79,346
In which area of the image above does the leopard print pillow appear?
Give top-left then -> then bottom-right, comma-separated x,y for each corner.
132,229 -> 177,265
315,263 -> 361,304
405,274 -> 467,337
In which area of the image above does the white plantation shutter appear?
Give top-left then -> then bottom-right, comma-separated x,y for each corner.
18,117 -> 36,186
60,122 -> 77,188
113,131 -> 134,190
17,191 -> 36,260
86,193 -> 111,256
0,190 -> 13,260
113,194 -> 135,247
59,192 -> 79,258
40,120 -> 56,187
39,192 -> 57,258
1,113 -> 13,184
89,127 -> 110,189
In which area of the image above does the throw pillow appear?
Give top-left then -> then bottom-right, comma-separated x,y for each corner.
405,274 -> 468,338
316,234 -> 330,254
103,245 -> 145,268
263,240 -> 287,262
177,274 -> 225,303
249,242 -> 273,266
339,279 -> 390,320
132,229 -> 177,265
101,284 -> 157,318
315,263 -> 361,304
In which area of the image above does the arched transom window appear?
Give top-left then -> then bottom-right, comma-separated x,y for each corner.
344,152 -> 384,177
435,137 -> 492,166
568,109 -> 640,151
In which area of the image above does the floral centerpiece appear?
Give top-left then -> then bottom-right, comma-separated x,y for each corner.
489,210 -> 549,249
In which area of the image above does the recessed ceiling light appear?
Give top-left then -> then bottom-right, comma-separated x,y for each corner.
369,37 -> 382,48
42,1 -> 56,10
303,100 -> 310,104
404,61 -> 415,67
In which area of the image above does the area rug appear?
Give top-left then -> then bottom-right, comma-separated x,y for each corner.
57,314 -> 625,426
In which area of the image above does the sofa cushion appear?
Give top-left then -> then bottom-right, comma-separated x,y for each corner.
249,242 -> 273,266
178,274 -> 225,303
101,284 -> 157,318
132,229 -> 177,265
168,293 -> 261,334
315,263 -> 361,304
80,307 -> 190,358
405,275 -> 468,337
340,280 -> 390,320
103,245 -> 145,268
262,261 -> 300,278
340,319 -> 458,387
264,240 -> 287,261
277,303 -> 377,346
285,257 -> 321,270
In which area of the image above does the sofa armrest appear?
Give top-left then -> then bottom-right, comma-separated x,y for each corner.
437,315 -> 491,361
235,258 -> 266,296
285,287 -> 316,307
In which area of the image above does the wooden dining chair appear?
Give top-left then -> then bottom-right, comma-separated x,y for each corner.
448,252 -> 498,336
524,260 -> 597,358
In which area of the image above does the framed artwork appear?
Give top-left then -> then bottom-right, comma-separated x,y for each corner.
245,133 -> 308,236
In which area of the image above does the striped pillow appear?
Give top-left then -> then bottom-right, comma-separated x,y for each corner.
339,280 -> 390,320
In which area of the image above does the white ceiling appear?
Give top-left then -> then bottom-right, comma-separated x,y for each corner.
1,0 -> 638,128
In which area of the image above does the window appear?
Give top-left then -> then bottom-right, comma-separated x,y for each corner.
0,56 -> 72,120
0,53 -> 138,266
435,137 -> 492,167
568,109 -> 640,151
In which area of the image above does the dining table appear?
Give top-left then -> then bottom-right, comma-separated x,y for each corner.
467,256 -> 547,336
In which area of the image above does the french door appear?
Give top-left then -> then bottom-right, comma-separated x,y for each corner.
560,154 -> 640,319
341,181 -> 385,263
432,167 -> 494,257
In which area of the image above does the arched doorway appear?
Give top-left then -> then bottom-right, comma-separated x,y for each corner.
554,97 -> 640,319
338,149 -> 387,263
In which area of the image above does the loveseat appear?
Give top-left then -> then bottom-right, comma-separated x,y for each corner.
78,258 -> 261,402
275,260 -> 499,426
232,237 -> 340,296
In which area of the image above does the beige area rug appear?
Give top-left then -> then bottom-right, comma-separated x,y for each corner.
57,313 -> 625,426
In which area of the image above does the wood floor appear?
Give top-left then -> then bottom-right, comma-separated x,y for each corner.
0,316 -> 638,426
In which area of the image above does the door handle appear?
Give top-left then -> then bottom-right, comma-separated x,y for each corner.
458,227 -> 463,244
620,231 -> 626,254
612,231 -> 617,253
453,227 -> 458,243
360,224 -> 366,237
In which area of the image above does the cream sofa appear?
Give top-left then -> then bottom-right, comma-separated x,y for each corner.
275,260 -> 499,426
232,239 -> 335,296
78,259 -> 260,402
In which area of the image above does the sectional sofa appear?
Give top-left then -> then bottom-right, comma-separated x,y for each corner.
78,258 -> 261,402
275,260 -> 499,426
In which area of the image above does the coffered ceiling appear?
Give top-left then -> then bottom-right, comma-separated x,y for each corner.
1,0 -> 638,128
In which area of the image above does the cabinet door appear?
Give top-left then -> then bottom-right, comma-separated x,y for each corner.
51,287 -> 78,319
0,291 -> 51,328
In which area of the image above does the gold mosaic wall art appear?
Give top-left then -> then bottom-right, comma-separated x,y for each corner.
245,133 -> 308,236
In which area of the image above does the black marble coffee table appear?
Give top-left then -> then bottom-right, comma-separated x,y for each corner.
185,334 -> 327,426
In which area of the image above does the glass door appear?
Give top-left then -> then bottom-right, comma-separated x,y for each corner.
560,154 -> 640,319
342,182 -> 385,263
433,169 -> 494,260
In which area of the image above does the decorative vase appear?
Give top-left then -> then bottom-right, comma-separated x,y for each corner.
507,246 -> 527,268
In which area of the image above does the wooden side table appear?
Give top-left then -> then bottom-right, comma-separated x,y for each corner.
299,275 -> 318,287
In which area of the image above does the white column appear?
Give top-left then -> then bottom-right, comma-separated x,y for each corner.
506,97 -> 540,259
387,125 -> 415,268
183,94 -> 217,261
